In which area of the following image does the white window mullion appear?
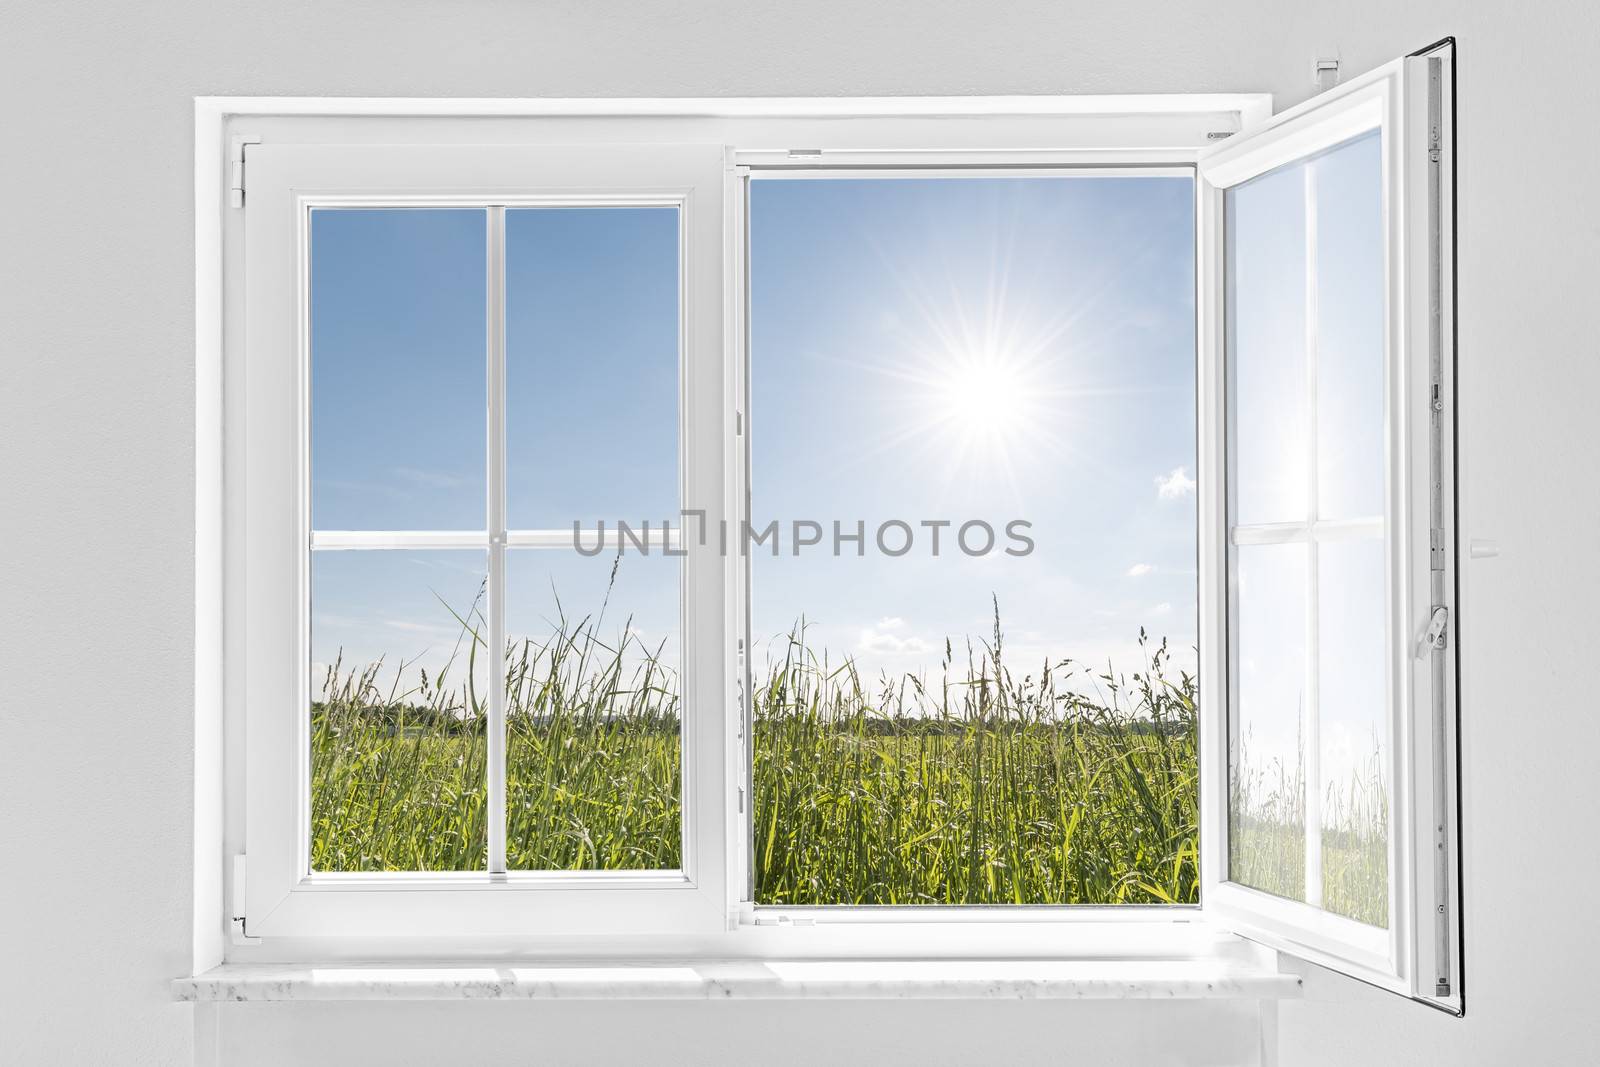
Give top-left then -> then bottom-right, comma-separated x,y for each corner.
1229,518 -> 1383,547
309,530 -> 490,549
486,204 -> 508,876
505,526 -> 685,551
1301,159 -> 1324,910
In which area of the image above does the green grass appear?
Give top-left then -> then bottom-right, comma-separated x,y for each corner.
309,581 -> 1382,916
310,586 -> 1201,906
751,621 -> 1197,905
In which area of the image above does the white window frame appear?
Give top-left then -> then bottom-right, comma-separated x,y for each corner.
1195,43 -> 1461,1012
235,143 -> 731,939
1201,78 -> 1403,972
197,76 -> 1458,1002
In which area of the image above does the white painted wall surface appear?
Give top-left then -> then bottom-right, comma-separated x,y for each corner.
209,1000 -> 1267,1066
1,1 -> 1597,1063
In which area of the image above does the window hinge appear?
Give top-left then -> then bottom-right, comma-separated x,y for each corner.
1416,606 -> 1449,658
230,854 -> 262,945
231,916 -> 260,945
230,135 -> 261,209
737,786 -> 746,813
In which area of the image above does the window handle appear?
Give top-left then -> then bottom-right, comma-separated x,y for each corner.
1416,606 -> 1449,658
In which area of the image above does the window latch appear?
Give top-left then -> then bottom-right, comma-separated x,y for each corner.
1312,56 -> 1341,92
1416,606 -> 1449,658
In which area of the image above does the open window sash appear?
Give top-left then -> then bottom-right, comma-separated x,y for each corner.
1196,41 -> 1461,1013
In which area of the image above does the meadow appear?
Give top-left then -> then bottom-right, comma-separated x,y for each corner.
309,590 -> 1380,918
311,590 -> 1207,906
750,624 -> 1198,905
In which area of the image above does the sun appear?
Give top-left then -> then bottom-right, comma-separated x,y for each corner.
934,348 -> 1035,445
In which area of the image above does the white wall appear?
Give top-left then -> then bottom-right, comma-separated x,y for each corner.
206,1000 -> 1267,1066
2,1 -> 1597,1063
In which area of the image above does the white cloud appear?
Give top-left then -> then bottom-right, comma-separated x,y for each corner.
858,616 -> 931,656
1156,466 -> 1196,500
391,465 -> 475,490
1150,602 -> 1173,616
384,619 -> 462,637
1126,563 -> 1153,578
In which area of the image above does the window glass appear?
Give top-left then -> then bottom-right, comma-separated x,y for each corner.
1315,131 -> 1386,521
506,207 -> 679,530
1225,131 -> 1390,926
504,547 -> 682,870
1229,542 -> 1307,902
309,549 -> 488,872
306,203 -> 684,877
1227,167 -> 1307,526
1317,538 -> 1389,925
310,209 -> 487,530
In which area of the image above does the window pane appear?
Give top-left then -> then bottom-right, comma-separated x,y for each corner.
1225,129 -> 1391,921
506,208 -> 679,529
1230,542 -> 1307,903
1318,537 -> 1389,926
749,176 -> 1198,905
504,547 -> 681,870
310,209 -> 487,530
1315,131 -> 1386,521
310,550 -> 488,872
1227,165 -> 1308,525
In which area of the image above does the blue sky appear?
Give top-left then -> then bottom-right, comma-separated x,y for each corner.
309,207 -> 682,692
749,176 -> 1197,689
308,176 -> 1200,703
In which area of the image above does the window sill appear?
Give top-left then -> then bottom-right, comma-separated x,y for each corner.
172,957 -> 1301,1003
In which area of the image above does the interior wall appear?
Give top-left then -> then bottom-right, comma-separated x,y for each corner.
2,1 -> 1596,1064
204,1000 -> 1267,1067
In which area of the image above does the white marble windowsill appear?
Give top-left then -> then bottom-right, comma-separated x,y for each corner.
173,958 -> 1302,1002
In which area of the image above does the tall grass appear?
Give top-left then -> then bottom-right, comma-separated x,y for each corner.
753,619 -> 1199,905
311,577 -> 683,874
311,585 -> 1201,906
310,643 -> 489,872
502,579 -> 682,872
308,598 -> 1203,908
311,578 -> 1389,919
